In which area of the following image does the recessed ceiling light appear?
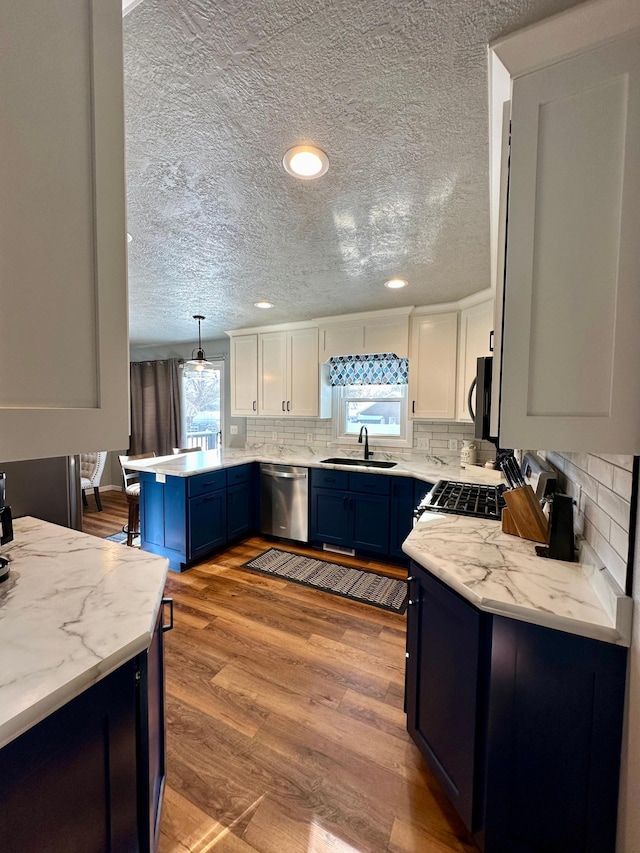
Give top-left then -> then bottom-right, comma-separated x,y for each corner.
254,300 -> 274,309
384,278 -> 408,289
283,145 -> 329,179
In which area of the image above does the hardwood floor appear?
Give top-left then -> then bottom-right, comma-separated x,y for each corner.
83,492 -> 479,853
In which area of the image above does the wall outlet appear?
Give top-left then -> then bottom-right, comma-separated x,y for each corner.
417,439 -> 429,449
229,425 -> 238,435
448,439 -> 459,451
272,431 -> 278,441
307,433 -> 314,443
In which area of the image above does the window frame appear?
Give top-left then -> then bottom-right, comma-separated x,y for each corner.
331,383 -> 413,449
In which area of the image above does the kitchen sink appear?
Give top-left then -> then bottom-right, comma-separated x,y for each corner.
320,457 -> 397,469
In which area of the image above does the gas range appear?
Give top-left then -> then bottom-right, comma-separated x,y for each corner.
414,479 -> 507,522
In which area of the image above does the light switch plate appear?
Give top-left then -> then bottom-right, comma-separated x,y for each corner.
448,439 -> 459,451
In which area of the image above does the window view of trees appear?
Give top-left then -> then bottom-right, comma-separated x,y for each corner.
182,367 -> 221,449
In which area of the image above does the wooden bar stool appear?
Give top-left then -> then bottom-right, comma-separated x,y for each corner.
118,452 -> 155,546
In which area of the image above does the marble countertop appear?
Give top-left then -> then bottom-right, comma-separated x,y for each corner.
403,512 -> 632,646
0,517 -> 169,749
124,445 -> 504,488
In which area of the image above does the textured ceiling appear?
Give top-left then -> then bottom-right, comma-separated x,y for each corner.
123,0 -> 584,346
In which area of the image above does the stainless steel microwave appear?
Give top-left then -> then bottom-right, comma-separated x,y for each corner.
468,356 -> 498,443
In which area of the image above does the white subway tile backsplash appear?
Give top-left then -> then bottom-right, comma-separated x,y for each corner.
587,455 -> 615,489
613,467 -> 633,502
544,450 -> 634,590
598,485 -> 631,532
583,497 -> 611,540
610,520 -> 629,563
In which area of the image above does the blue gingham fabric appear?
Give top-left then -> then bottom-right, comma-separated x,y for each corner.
328,353 -> 409,386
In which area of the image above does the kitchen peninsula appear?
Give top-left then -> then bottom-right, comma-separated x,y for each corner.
402,512 -> 630,852
0,517 -> 170,851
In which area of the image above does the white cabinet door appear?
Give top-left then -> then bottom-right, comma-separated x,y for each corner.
0,0 -> 129,461
319,323 -> 365,360
500,31 -> 640,452
258,332 -> 288,417
409,313 -> 458,420
230,335 -> 258,416
364,315 -> 409,358
288,328 -> 319,417
457,300 -> 494,422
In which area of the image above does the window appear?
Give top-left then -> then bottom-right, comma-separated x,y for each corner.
181,361 -> 224,450
332,383 -> 412,448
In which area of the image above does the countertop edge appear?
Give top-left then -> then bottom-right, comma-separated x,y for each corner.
402,539 -> 628,647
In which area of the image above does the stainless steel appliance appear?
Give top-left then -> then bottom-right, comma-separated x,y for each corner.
260,463 -> 309,542
415,480 -> 506,523
0,456 -> 82,531
468,356 -> 497,443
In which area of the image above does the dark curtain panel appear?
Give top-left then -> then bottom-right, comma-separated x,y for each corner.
129,359 -> 182,456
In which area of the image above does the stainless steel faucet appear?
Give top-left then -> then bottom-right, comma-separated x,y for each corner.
358,425 -> 372,460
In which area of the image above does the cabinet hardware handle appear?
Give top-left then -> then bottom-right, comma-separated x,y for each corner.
282,401 -> 285,411
407,576 -> 415,582
161,597 -> 174,632
253,400 -> 257,411
489,329 -> 494,352
412,400 -> 415,414
350,497 -> 354,510
408,599 -> 416,606
343,496 -> 348,510
287,400 -> 290,411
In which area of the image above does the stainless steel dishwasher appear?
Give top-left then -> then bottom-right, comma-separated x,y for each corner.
259,463 -> 309,542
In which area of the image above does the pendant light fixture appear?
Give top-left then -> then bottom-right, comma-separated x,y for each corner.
184,315 -> 215,373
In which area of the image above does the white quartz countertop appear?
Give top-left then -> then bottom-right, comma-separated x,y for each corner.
0,517 -> 169,749
403,512 -> 632,646
124,446 -> 504,488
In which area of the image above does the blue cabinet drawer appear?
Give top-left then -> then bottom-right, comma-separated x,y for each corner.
348,472 -> 390,495
187,470 -> 226,498
226,463 -> 252,486
311,468 -> 348,490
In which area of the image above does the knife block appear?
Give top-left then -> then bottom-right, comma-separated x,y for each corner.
502,485 -> 548,543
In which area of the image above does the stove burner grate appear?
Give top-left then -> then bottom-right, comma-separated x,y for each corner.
418,480 -> 506,520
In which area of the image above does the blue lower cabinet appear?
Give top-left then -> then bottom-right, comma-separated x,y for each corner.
406,561 -> 628,852
389,477 -> 420,561
140,465 -> 257,571
188,489 -> 226,558
311,487 -> 389,556
350,493 -> 389,554
312,488 -> 351,546
227,481 -> 251,540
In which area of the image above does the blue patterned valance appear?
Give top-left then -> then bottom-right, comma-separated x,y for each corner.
329,353 -> 409,386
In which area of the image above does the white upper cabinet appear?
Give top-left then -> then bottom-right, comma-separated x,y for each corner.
456,299 -> 494,423
258,331 -> 288,417
318,309 -> 411,360
230,335 -> 258,416
409,312 -> 458,420
492,4 -> 640,453
229,325 -> 328,418
0,0 -> 129,461
287,328 -> 323,417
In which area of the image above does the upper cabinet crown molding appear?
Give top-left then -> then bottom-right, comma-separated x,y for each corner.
0,0 -> 130,461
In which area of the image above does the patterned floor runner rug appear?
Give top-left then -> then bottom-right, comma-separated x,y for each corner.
242,548 -> 408,614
